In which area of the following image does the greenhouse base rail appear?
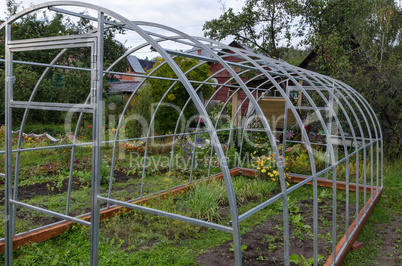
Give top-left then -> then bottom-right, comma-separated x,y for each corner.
0,167 -> 382,266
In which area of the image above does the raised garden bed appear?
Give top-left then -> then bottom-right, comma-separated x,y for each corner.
0,167 -> 382,265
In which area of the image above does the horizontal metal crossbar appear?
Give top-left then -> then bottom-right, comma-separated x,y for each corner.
8,33 -> 97,45
243,128 -> 283,134
10,199 -> 91,226
236,193 -> 283,224
294,106 -> 329,110
287,86 -> 327,91
9,38 -> 95,52
48,7 -> 126,28
0,59 -> 91,72
10,101 -> 94,113
285,140 -> 328,146
97,196 -> 233,233
233,175 -> 314,224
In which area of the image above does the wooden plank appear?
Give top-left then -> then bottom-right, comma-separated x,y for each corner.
258,97 -> 296,129
232,90 -> 239,127
351,241 -> 364,251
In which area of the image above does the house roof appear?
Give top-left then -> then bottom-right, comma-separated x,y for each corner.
298,34 -> 376,71
218,40 -> 254,56
139,58 -> 155,71
127,55 -> 155,74
109,81 -> 141,94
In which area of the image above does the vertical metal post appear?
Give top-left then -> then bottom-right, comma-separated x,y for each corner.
4,23 -> 14,266
325,94 -> 333,179
188,132 -> 198,183
328,89 -> 337,266
237,127 -> 245,168
281,81 -> 289,163
90,11 -> 104,266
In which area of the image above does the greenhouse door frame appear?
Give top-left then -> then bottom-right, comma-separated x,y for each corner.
4,12 -> 105,266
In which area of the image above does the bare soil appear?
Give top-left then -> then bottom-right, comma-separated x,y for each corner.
0,170 -> 141,230
195,198 -> 351,265
0,169 -> 138,205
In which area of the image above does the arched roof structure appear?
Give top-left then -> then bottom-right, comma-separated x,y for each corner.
1,2 -> 383,265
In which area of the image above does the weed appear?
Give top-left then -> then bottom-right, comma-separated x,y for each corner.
229,243 -> 248,252
289,254 -> 324,265
269,243 -> 277,252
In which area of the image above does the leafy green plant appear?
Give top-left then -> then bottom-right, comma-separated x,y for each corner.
73,159 -> 111,186
100,159 -> 111,184
229,243 -> 248,252
56,173 -> 65,191
74,169 -> 92,185
289,254 -> 324,266
268,243 -> 277,252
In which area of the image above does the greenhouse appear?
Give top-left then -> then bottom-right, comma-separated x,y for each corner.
0,2 -> 383,265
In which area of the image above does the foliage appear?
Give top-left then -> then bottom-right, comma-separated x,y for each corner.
298,0 -> 402,158
277,46 -> 310,66
73,159 -> 111,185
204,0 -> 401,159
243,130 -> 272,156
124,86 -> 152,139
144,57 -> 214,134
284,144 -> 311,175
209,102 -> 232,124
203,0 -> 301,57
229,243 -> 248,252
289,254 -> 324,266
0,0 -> 127,125
0,124 -> 4,139
337,64 -> 402,159
0,65 -> 59,123
184,180 -> 225,222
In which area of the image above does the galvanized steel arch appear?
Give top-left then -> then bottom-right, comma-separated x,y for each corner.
1,2 -> 383,266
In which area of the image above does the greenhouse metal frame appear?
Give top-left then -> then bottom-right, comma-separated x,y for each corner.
1,1 -> 383,265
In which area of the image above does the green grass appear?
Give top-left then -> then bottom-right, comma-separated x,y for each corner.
343,156 -> 402,265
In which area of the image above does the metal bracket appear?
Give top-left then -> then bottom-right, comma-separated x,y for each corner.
6,76 -> 15,84
91,54 -> 97,64
92,69 -> 100,81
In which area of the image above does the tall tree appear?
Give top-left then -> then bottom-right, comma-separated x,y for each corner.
298,0 -> 401,72
203,0 -> 301,58
204,0 -> 402,158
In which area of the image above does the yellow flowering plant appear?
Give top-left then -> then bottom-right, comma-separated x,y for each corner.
251,153 -> 291,188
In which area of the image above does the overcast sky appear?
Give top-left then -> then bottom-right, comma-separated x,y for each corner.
0,0 -> 250,58
0,0 -> 245,36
